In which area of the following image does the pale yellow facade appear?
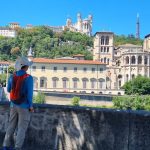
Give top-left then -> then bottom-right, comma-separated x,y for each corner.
28,58 -> 124,95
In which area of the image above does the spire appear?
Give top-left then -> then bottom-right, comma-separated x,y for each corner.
136,13 -> 140,39
27,47 -> 34,58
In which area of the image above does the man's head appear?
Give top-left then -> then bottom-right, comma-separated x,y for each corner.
15,56 -> 33,71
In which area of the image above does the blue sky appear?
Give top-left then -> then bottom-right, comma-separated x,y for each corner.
0,0 -> 150,38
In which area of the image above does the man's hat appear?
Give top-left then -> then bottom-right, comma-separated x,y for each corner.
15,56 -> 33,71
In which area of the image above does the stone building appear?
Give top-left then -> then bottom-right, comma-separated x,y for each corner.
0,27 -> 16,38
0,61 -> 10,74
93,32 -> 150,90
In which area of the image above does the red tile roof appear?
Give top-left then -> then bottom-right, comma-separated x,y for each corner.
33,58 -> 105,65
0,61 -> 10,65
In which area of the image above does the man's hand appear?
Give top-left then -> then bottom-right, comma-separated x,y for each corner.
29,107 -> 34,112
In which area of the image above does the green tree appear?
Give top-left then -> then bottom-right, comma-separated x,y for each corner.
33,92 -> 45,104
122,75 -> 150,95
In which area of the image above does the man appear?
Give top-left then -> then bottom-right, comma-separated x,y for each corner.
2,57 -> 34,150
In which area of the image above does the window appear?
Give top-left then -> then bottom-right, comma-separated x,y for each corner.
40,79 -> 44,88
101,36 -> 105,45
92,68 -> 96,73
73,80 -> 77,88
41,66 -> 45,72
74,67 -> 77,72
83,80 -> 87,89
63,80 -> 67,88
100,68 -> 103,73
144,56 -> 148,64
105,36 -> 109,45
131,56 -> 136,64
99,78 -> 105,89
104,57 -> 106,63
107,47 -> 109,52
104,47 -> 106,52
126,74 -> 129,82
83,67 -> 87,72
53,80 -> 57,88
91,80 -> 96,89
63,67 -> 67,72
32,66 -> 36,71
101,47 -> 103,52
138,56 -> 142,64
107,59 -> 110,65
53,67 -> 57,72
126,56 -> 129,64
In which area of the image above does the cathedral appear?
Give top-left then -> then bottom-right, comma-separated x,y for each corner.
93,32 -> 150,91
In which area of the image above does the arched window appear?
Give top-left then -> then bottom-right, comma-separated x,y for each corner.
82,78 -> 88,89
126,56 -> 129,64
138,56 -> 142,64
90,78 -> 96,89
126,74 -> 129,82
107,59 -> 110,65
52,77 -> 59,88
72,78 -> 79,89
101,47 -> 103,52
144,56 -> 148,65
107,47 -> 109,52
62,77 -> 69,89
132,74 -> 135,79
104,47 -> 106,52
99,78 -> 105,89
104,57 -> 106,63
40,77 -> 47,88
101,58 -> 103,62
131,56 -> 136,64
105,36 -> 109,45
118,75 -> 122,88
101,36 -> 105,45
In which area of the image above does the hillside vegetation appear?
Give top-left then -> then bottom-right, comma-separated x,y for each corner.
0,26 -> 93,61
0,26 -> 143,61
114,35 -> 143,46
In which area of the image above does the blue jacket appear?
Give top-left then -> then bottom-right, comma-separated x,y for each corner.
7,70 -> 33,108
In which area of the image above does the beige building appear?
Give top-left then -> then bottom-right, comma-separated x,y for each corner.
29,57 -> 124,95
0,27 -> 16,38
93,32 -> 150,90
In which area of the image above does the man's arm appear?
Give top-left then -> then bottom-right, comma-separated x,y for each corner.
26,75 -> 33,108
7,75 -> 13,93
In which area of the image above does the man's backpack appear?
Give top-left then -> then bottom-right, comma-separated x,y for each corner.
10,73 -> 29,104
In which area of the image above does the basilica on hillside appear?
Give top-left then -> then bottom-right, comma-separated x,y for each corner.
48,13 -> 93,36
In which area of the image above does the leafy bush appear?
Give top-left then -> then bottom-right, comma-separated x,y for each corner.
122,75 -> 150,95
33,91 -> 45,104
71,96 -> 80,106
113,95 -> 150,111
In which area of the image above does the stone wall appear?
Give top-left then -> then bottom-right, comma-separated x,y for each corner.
0,102 -> 150,150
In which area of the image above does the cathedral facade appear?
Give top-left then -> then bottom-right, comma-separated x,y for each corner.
93,32 -> 150,90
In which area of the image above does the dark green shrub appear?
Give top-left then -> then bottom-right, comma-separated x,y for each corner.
113,95 -> 150,111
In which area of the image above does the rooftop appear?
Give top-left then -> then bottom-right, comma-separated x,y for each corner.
32,58 -> 105,65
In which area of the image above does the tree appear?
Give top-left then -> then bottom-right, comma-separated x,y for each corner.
33,92 -> 45,104
122,75 -> 150,95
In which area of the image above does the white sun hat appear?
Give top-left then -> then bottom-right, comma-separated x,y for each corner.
15,56 -> 33,71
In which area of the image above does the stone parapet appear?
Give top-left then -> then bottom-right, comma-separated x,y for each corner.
0,102 -> 150,150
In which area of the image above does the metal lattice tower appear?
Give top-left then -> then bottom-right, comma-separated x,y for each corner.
136,13 -> 140,39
